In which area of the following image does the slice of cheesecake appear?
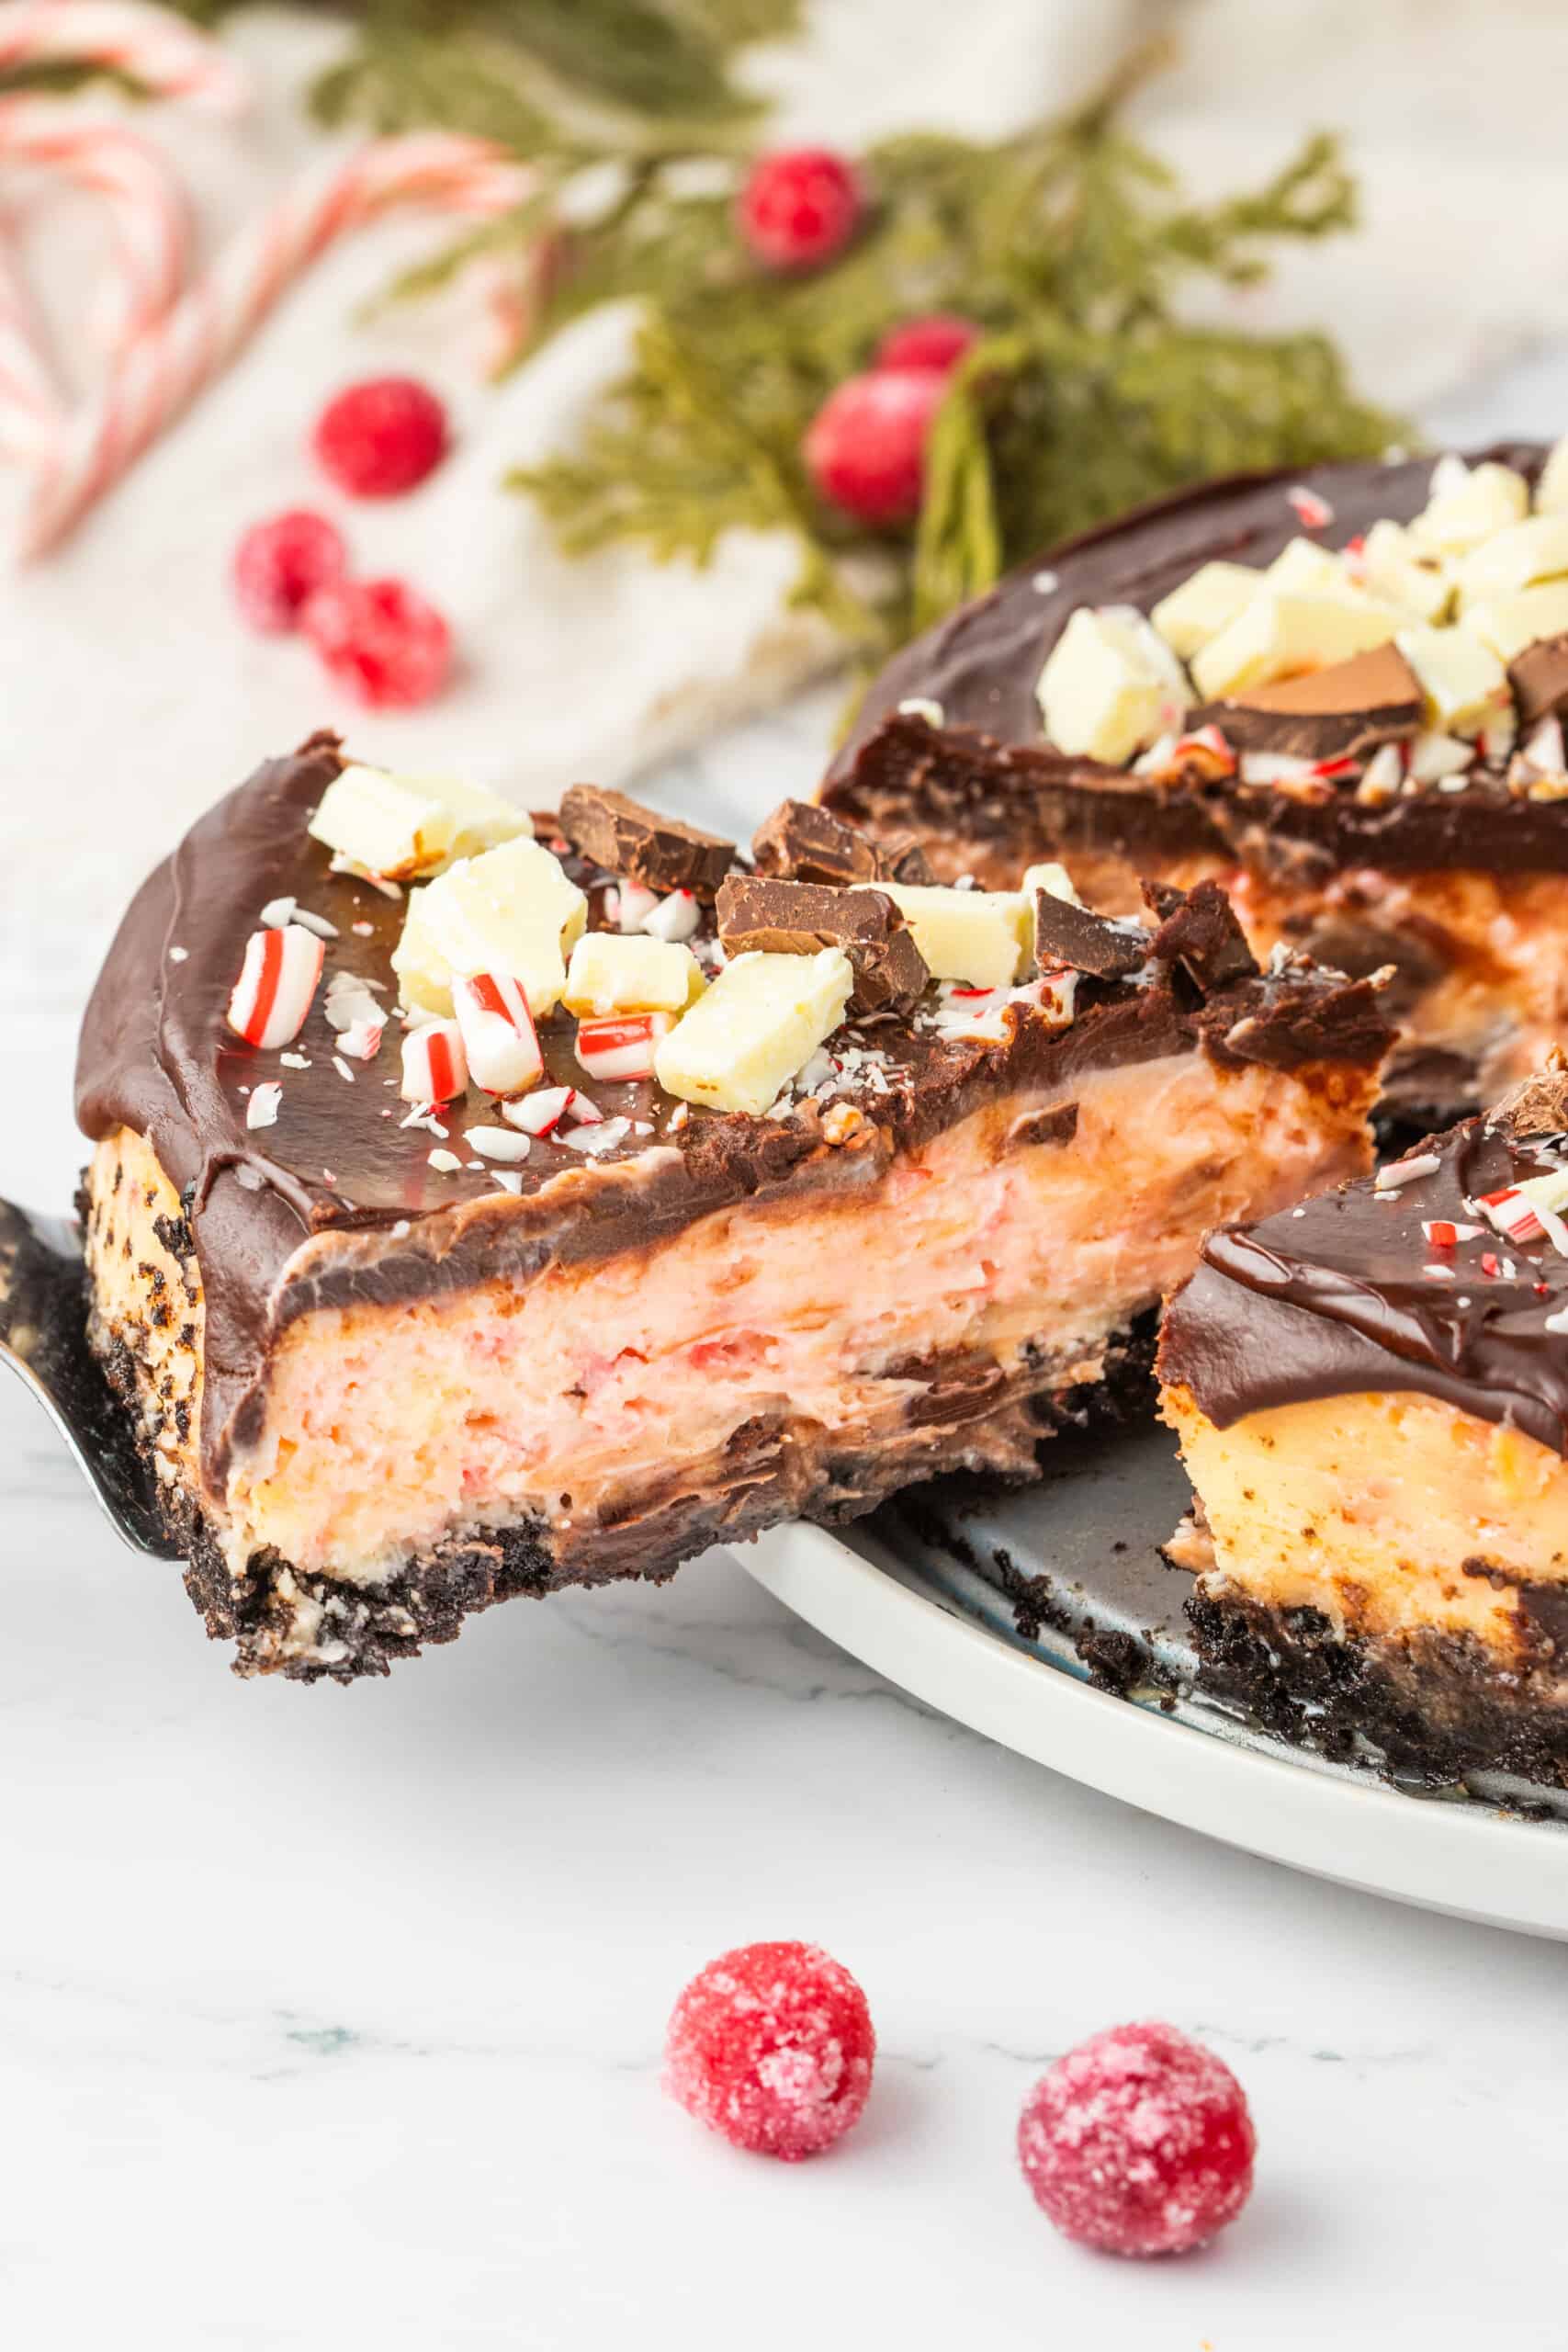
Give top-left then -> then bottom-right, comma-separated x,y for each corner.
1159,1061 -> 1568,1786
821,440 -> 1568,1121
76,738 -> 1391,1680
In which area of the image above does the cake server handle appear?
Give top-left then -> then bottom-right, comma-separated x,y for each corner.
0,1194 -> 181,1559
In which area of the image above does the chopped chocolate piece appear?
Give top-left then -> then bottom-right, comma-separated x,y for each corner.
715,875 -> 930,1015
1006,1101 -> 1079,1150
750,798 -> 933,888
1508,633 -> 1568,727
1190,644 -> 1424,763
1145,880 -> 1258,994
1032,890 -> 1148,981
559,783 -> 733,896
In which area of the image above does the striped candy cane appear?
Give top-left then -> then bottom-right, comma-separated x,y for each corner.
0,96 -> 189,355
0,0 -> 246,110
17,131 -> 532,558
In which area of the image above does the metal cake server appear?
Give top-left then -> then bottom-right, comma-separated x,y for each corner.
0,1195 -> 181,1558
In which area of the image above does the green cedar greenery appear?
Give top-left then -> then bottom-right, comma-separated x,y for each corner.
28,11 -> 1402,664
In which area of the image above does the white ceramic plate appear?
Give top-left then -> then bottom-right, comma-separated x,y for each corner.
741,1424 -> 1568,1940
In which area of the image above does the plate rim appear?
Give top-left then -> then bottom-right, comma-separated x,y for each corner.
740,1521 -> 1568,1941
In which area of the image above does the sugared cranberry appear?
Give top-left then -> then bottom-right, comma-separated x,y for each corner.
232,509 -> 347,633
804,366 -> 948,528
664,1939 -> 874,2160
739,147 -> 862,272
311,376 -> 448,498
301,576 -> 452,708
874,312 -> 981,378
1017,2021 -> 1256,2257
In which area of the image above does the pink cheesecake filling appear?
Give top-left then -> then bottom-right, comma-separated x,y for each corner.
222,1050 -> 1371,1581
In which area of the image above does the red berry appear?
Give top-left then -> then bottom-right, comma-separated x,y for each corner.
1017,2021 -> 1256,2258
874,312 -> 981,378
804,367 -> 948,528
664,1939 -> 874,2161
311,376 -> 448,498
301,577 -> 452,709
739,146 -> 862,273
232,509 -> 346,634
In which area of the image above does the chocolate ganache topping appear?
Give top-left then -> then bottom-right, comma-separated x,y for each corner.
825,444 -> 1568,876
74,735 -> 1392,1482
1160,1067 -> 1568,1456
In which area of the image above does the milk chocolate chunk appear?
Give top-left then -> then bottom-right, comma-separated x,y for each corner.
716,875 -> 930,1014
1508,632 -> 1568,726
750,798 -> 933,888
558,783 -> 733,896
1190,643 -> 1424,762
1032,889 -> 1148,981
1145,880 -> 1258,994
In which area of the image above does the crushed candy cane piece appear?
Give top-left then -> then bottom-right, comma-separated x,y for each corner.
1285,484 -> 1334,530
227,923 -> 324,1049
427,1148 -> 462,1174
246,1081 -> 282,1130
1422,1220 -> 1483,1249
575,1012 -> 675,1082
1374,1152 -> 1440,1189
642,888 -> 702,944
400,1019 -> 468,1103
561,1115 -> 630,1155
1545,1303 -> 1568,1336
336,1016 -> 383,1062
502,1084 -> 575,1136
465,1125 -> 532,1163
615,878 -> 660,933
452,972 -> 544,1096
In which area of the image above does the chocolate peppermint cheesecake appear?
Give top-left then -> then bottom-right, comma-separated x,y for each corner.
823,439 -> 1568,1120
1160,1062 -> 1568,1786
76,736 -> 1390,1679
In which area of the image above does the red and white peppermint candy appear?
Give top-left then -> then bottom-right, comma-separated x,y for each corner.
1422,1219 -> 1483,1249
642,888 -> 700,944
1478,1169 -> 1568,1253
574,1012 -> 673,1082
1285,483 -> 1334,530
615,877 -> 660,933
502,1084 -> 600,1136
452,971 -> 543,1095
400,1018 -> 468,1102
226,922 -> 323,1048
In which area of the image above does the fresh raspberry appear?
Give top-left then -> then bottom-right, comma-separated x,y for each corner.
311,376 -> 449,498
739,147 -> 863,272
1017,2021 -> 1256,2258
301,577 -> 452,708
874,312 -> 981,378
664,1939 -> 874,2161
231,509 -> 347,634
803,367 -> 948,528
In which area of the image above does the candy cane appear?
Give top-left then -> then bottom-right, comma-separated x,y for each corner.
17,130 -> 532,558
0,227 -> 56,449
0,96 -> 189,356
0,1 -> 246,111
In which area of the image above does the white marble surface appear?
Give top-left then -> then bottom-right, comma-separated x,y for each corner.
11,6 -> 1568,2345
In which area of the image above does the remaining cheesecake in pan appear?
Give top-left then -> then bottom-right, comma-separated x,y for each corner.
822,439 -> 1568,1120
1159,1061 -> 1568,1787
75,736 -> 1390,1679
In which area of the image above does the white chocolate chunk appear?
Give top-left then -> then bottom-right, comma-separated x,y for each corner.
1150,561 -> 1258,659
410,772 -> 532,859
1394,625 -> 1508,737
561,931 -> 704,1016
1359,519 -> 1453,625
393,839 -> 587,1019
1408,458 -> 1529,555
1036,605 -> 1190,763
865,882 -> 1032,989
1263,537 -> 1348,595
1021,861 -> 1081,908
654,949 -> 852,1118
1463,581 -> 1568,662
1454,513 -> 1568,608
1190,591 -> 1401,700
1536,435 -> 1568,515
308,766 -> 455,880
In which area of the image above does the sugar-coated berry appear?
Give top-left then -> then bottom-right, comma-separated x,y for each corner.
803,366 -> 949,528
231,509 -> 347,634
664,1939 -> 874,2161
311,375 -> 449,498
874,312 -> 982,379
739,146 -> 863,273
1017,2021 -> 1256,2258
301,576 -> 452,708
